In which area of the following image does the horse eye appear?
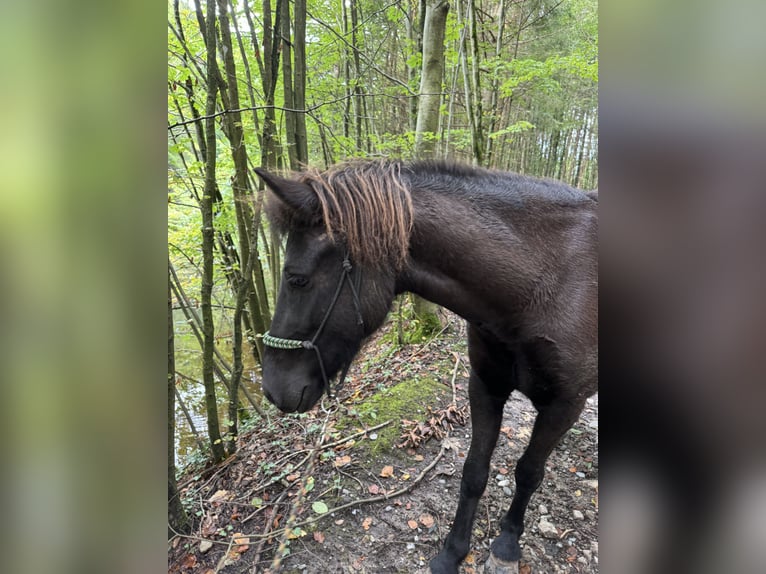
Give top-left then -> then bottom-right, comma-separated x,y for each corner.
287,274 -> 309,288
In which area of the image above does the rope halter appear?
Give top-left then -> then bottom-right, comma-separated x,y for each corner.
261,253 -> 364,398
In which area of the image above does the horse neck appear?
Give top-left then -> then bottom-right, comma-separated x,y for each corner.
396,186 -> 546,324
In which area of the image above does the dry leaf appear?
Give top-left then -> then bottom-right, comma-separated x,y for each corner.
208,489 -> 229,503
498,467 -> 509,475
362,516 -> 372,530
464,552 -> 476,564
232,533 -> 249,550
313,531 -> 326,544
419,514 -> 435,528
401,473 -> 411,480
407,519 -> 418,529
379,465 -> 394,478
520,563 -> 532,574
368,484 -> 381,495
286,473 -> 299,481
180,554 -> 197,568
334,455 -> 352,468
413,454 -> 424,461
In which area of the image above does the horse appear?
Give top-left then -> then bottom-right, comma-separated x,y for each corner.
255,160 -> 597,574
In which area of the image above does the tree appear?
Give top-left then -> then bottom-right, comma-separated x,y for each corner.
168,266 -> 189,537
414,0 -> 449,159
412,0 -> 449,331
201,0 -> 226,463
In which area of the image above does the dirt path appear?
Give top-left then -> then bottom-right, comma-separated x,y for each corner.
169,320 -> 598,574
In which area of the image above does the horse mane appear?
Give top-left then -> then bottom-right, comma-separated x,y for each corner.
268,160 -> 414,269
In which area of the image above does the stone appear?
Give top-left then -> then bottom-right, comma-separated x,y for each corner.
498,480 -> 510,488
538,516 -> 559,539
573,509 -> 584,520
538,504 -> 549,515
199,540 -> 213,554
503,487 -> 513,496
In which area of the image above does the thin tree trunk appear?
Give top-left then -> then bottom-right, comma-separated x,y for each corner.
261,0 -> 283,169
293,0 -> 309,164
173,384 -> 206,453
414,0 -> 449,159
281,0 -> 299,169
201,0 -> 225,463
216,0 -> 267,365
169,267 -> 189,537
485,0 -> 506,165
467,0 -> 484,165
350,0 -> 364,152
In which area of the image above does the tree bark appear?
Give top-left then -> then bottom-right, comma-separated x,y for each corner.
168,266 -> 189,537
413,0 -> 449,329
202,0 -> 226,463
293,0 -> 309,164
281,0 -> 299,169
261,0 -> 283,169
414,0 -> 449,159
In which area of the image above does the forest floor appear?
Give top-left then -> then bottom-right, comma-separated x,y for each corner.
169,314 -> 598,574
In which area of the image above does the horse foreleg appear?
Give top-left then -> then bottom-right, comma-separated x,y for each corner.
486,399 -> 585,571
429,369 -> 508,574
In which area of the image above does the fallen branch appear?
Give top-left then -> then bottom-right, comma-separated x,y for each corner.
248,420 -> 393,496
248,441 -> 448,541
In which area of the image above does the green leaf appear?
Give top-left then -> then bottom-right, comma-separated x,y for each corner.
304,476 -> 315,493
312,501 -> 329,515
251,497 -> 263,507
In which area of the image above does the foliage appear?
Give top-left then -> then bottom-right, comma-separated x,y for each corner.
167,0 -> 598,468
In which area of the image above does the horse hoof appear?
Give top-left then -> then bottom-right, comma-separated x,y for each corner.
484,552 -> 519,574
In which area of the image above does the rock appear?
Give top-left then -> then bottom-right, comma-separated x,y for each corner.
538,504 -> 549,515
577,556 -> 588,565
503,487 -> 513,496
538,516 -> 559,539
495,474 -> 505,481
583,550 -> 592,561
575,471 -> 586,478
573,510 -> 584,520
406,543 -> 415,551
585,510 -> 596,520
199,540 -> 213,554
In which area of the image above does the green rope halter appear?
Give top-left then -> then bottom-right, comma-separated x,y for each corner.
260,253 -> 364,398
261,331 -> 304,350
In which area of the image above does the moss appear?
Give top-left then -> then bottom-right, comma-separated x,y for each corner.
339,377 -> 448,456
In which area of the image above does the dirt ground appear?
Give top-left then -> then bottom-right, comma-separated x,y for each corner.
169,319 -> 598,574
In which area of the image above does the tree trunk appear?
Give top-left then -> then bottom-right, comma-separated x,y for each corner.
413,0 -> 449,330
414,0 -> 449,159
293,0 -> 309,164
216,0 -> 267,365
202,0 -> 226,463
168,266 -> 189,537
261,0 -> 283,169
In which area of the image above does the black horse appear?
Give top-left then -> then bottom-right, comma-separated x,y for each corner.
255,160 -> 597,574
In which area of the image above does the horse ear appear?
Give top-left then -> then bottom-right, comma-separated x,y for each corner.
254,168 -> 319,216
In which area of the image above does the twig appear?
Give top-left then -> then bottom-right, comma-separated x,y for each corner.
267,412 -> 334,572
248,420 -> 392,496
214,534 -> 236,573
449,352 -> 461,405
247,442 -> 448,541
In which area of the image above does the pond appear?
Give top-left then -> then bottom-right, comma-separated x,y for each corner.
172,308 -> 263,470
